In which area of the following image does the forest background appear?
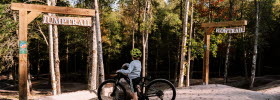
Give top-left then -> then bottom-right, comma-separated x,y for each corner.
0,0 -> 280,92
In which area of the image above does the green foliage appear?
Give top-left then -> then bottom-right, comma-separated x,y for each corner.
0,4 -> 18,73
1,0 -> 280,77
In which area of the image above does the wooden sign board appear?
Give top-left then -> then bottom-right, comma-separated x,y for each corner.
11,3 -> 95,16
43,15 -> 92,27
216,26 -> 245,33
201,20 -> 247,28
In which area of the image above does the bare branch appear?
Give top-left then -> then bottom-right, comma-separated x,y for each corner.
36,21 -> 49,46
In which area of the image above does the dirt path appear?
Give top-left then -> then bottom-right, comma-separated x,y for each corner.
36,84 -> 280,100
175,84 -> 279,100
36,90 -> 97,100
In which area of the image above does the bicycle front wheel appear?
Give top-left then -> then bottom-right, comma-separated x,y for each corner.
97,79 -> 127,100
145,79 -> 176,100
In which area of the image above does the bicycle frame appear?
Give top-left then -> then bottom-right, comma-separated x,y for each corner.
107,73 -> 174,100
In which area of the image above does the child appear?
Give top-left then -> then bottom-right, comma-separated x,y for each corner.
117,48 -> 142,100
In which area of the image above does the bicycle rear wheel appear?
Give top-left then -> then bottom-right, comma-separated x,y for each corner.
97,79 -> 127,100
145,79 -> 176,100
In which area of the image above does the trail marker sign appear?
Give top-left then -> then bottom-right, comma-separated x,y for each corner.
216,26 -> 245,33
43,15 -> 92,27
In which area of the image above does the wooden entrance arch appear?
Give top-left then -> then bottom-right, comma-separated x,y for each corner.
11,3 -> 95,100
201,20 -> 247,85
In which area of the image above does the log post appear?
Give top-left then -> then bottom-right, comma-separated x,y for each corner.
19,10 -> 28,100
202,28 -> 213,85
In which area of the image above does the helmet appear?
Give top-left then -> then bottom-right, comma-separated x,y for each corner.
130,48 -> 142,58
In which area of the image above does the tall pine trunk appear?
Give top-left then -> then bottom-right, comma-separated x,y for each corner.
178,0 -> 189,87
243,33 -> 248,78
142,0 -> 147,77
132,0 -> 136,49
53,22 -> 61,94
142,0 -> 150,77
12,11 -> 18,84
94,0 -> 105,85
175,0 -> 183,84
27,61 -> 32,95
174,37 -> 181,84
47,0 -> 57,95
66,37 -> 69,76
250,0 -> 260,88
185,0 -> 194,87
51,0 -> 61,94
241,0 -> 248,79
88,1 -> 98,89
224,35 -> 231,84
224,0 -> 233,84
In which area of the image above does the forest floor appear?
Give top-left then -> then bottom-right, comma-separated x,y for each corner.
0,74 -> 280,100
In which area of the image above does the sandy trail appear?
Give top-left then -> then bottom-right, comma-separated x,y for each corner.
36,84 -> 280,100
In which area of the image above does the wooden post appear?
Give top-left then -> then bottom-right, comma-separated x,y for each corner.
202,28 -> 214,85
19,10 -> 28,100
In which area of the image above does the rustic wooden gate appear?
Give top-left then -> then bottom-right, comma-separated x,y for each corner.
11,3 -> 95,100
201,20 -> 247,84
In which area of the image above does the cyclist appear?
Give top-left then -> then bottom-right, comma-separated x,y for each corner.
116,48 -> 142,100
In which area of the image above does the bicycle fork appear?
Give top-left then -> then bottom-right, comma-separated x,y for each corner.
110,80 -> 119,97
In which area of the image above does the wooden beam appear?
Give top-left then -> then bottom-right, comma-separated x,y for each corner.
202,28 -> 214,85
11,3 -> 95,16
19,10 -> 28,100
201,20 -> 247,28
27,11 -> 41,24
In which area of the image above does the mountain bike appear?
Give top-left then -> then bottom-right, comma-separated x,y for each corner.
97,72 -> 176,100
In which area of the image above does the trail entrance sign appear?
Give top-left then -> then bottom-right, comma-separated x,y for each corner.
11,3 -> 95,100
216,26 -> 245,33
201,20 -> 247,85
43,15 -> 92,26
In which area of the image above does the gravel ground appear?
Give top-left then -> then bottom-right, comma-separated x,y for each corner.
36,90 -> 97,100
36,84 -> 280,100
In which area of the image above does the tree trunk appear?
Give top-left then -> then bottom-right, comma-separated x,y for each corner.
27,61 -> 32,96
142,0 -> 150,77
53,23 -> 61,94
88,7 -> 98,90
178,0 -> 190,87
224,0 -> 234,84
36,40 -> 40,79
174,37 -> 181,84
74,47 -> 77,73
66,37 -> 69,76
51,0 -> 61,93
12,11 -> 18,83
27,72 -> 32,95
94,0 -> 105,85
47,0 -> 57,95
155,47 -> 158,78
132,27 -> 135,49
185,0 -> 194,87
250,0 -> 259,89
243,33 -> 248,78
257,53 -> 262,76
168,45 -> 171,80
142,0 -> 147,77
48,21 -> 57,95
145,35 -> 148,75
132,0 -> 136,49
224,35 -> 231,84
